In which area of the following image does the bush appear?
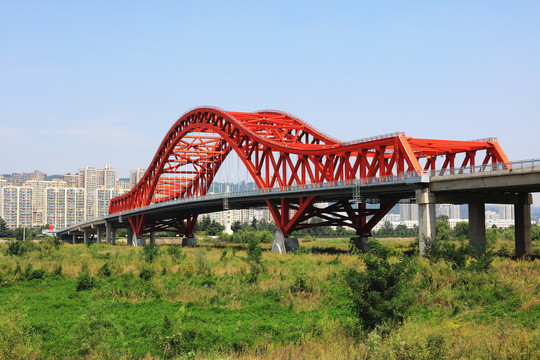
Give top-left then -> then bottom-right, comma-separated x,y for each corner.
166,245 -> 185,262
139,266 -> 154,281
345,240 -> 416,331
22,263 -> 46,280
97,262 -> 112,277
141,244 -> 160,263
5,241 -> 30,257
76,264 -> 96,291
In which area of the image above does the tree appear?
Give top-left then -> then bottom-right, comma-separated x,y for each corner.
453,221 -> 469,239
0,217 -> 14,238
436,220 -> 451,241
532,224 -> 540,242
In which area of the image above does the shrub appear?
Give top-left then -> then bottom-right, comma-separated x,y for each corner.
468,250 -> 495,272
139,266 -> 154,281
52,264 -> 63,277
166,245 -> 185,262
97,262 -> 112,277
5,241 -> 30,257
194,249 -> 212,276
22,263 -> 46,280
141,244 -> 160,263
76,264 -> 96,291
290,268 -> 313,293
345,240 -> 416,331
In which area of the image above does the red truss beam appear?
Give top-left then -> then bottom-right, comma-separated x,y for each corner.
110,107 -> 509,237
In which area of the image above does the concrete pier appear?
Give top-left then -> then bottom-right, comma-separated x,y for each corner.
416,189 -> 436,255
469,202 -> 486,253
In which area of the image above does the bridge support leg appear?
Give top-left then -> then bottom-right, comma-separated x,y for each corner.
515,193 -> 533,257
182,237 -> 197,247
106,223 -> 112,244
83,230 -> 89,245
350,236 -> 371,252
469,202 -> 486,253
416,189 -> 436,255
127,227 -> 134,246
150,232 -> 155,245
111,228 -> 116,245
72,234 -> 76,244
96,227 -> 102,243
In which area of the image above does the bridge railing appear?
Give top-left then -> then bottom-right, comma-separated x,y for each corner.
428,158 -> 540,177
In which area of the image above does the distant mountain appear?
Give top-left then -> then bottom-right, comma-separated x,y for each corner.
47,175 -> 64,180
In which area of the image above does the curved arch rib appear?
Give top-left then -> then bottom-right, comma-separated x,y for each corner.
110,107 -> 509,237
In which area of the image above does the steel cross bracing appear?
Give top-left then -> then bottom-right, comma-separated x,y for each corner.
109,107 -> 509,238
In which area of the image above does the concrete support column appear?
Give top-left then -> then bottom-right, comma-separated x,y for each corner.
350,236 -> 370,252
182,237 -> 197,247
127,227 -> 134,246
83,230 -> 89,245
111,228 -> 116,245
106,223 -> 112,244
416,188 -> 436,255
96,227 -> 102,243
72,234 -> 76,245
150,231 -> 155,245
469,202 -> 486,253
515,193 -> 533,257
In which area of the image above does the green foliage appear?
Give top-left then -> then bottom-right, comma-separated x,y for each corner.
436,220 -> 451,242
166,245 -> 185,262
245,237 -> 264,283
194,249 -> 213,276
22,263 -> 46,280
0,239 -> 538,358
5,240 -> 31,257
141,243 -> 160,263
13,227 -> 37,241
76,264 -> 96,291
0,217 -> 14,238
52,264 -> 63,277
195,215 -> 225,235
290,267 -> 313,293
139,266 -> 154,281
43,236 -> 62,249
453,221 -> 469,239
97,262 -> 112,277
531,224 -> 540,242
345,240 -> 416,331
374,221 -> 419,238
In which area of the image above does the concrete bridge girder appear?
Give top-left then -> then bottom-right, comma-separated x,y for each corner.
418,188 -> 533,257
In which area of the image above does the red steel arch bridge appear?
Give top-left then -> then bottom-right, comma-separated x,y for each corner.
58,107 -> 540,255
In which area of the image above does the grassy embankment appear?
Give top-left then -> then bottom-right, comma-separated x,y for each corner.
0,237 -> 538,359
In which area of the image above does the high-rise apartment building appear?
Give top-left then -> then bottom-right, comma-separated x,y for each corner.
94,187 -> 127,217
63,173 -> 78,187
102,164 -> 117,189
399,203 -> 418,221
11,170 -> 46,186
45,187 -> 86,228
130,168 -> 146,189
83,166 -> 98,219
499,204 -> 514,220
437,204 -> 461,219
1,186 -> 33,229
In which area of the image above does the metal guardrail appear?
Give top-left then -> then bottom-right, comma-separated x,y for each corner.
428,158 -> 539,177
58,158 -> 540,232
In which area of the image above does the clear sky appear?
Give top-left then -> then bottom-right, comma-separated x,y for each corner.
1,1 -> 539,180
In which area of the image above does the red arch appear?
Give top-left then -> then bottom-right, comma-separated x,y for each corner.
110,107 -> 509,237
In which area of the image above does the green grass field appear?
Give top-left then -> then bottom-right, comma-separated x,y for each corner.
0,238 -> 538,359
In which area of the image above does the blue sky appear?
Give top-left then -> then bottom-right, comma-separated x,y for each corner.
1,1 -> 539,179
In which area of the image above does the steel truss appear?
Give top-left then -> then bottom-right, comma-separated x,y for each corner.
110,107 -> 509,237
